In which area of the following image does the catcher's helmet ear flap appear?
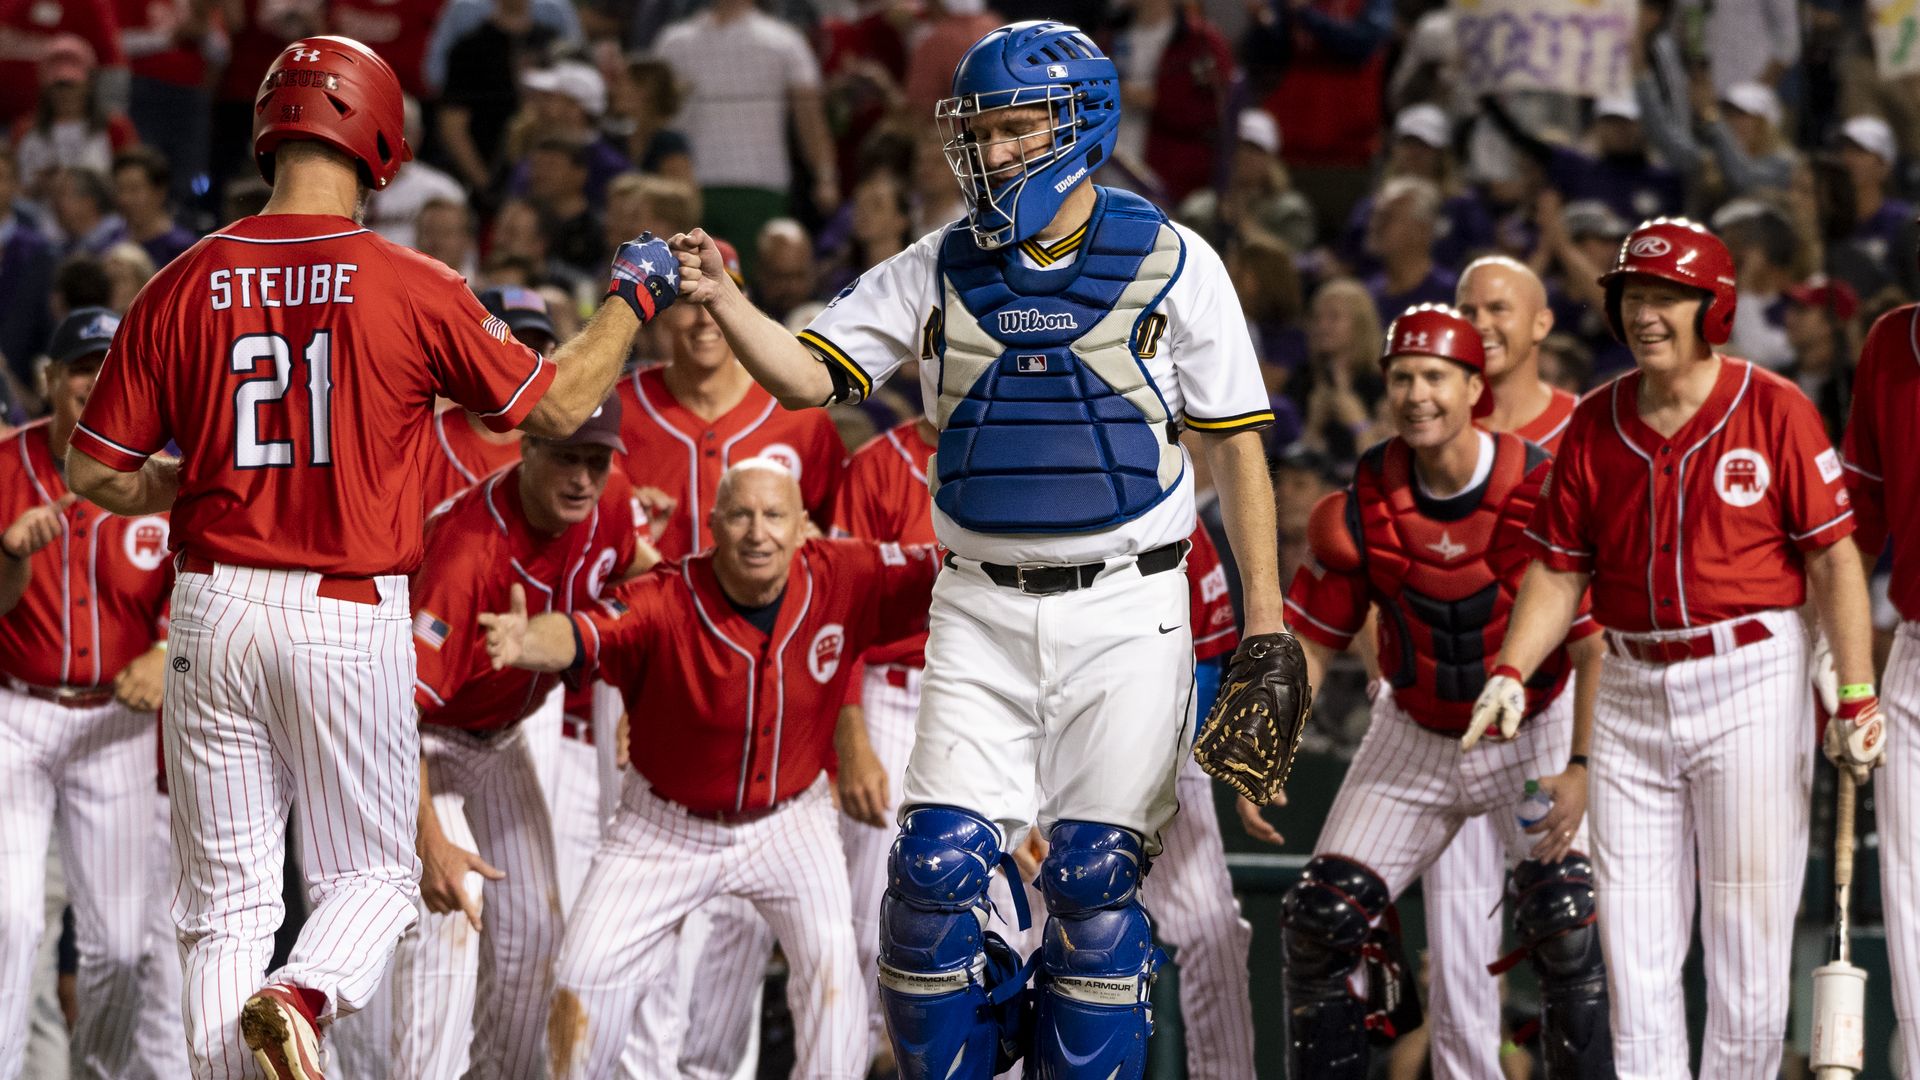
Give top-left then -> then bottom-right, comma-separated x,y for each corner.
1596,217 -> 1736,346
935,21 -> 1120,249
1381,303 -> 1494,420
253,36 -> 412,190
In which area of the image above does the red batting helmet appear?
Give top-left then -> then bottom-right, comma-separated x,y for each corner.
1597,217 -> 1737,346
1381,303 -> 1493,419
253,36 -> 411,190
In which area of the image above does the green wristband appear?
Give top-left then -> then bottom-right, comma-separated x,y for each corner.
1839,683 -> 1876,703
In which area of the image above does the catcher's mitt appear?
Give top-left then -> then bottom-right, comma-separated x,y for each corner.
1193,632 -> 1312,805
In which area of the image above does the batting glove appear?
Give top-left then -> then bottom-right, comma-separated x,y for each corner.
1824,693 -> 1886,786
1461,665 -> 1526,750
606,233 -> 680,324
1811,634 -> 1839,716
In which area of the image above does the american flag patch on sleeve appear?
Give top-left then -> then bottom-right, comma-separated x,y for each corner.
413,611 -> 452,649
482,315 -> 510,342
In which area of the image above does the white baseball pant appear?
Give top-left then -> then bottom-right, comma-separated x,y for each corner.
840,663 -> 922,1056
1421,812 -> 1508,1079
1587,609 -> 1810,1080
1875,619 -> 1919,1080
1314,690 -> 1577,898
132,792 -> 190,1080
550,775 -> 863,1079
0,688 -> 159,1080
163,563 -> 420,1080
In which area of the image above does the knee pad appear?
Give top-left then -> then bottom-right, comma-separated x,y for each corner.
878,805 -> 1032,1080
1511,855 -> 1613,1080
1031,822 -> 1160,1080
1279,855 -> 1396,1080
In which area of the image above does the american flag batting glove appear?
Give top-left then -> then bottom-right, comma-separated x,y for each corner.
607,233 -> 679,324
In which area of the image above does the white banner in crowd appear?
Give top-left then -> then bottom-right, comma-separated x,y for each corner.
1454,0 -> 1636,100
1873,0 -> 1920,79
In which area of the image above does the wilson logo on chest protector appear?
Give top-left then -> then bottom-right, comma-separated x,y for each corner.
997,309 -> 1079,334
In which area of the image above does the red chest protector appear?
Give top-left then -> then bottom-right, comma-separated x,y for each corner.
1352,434 -> 1570,734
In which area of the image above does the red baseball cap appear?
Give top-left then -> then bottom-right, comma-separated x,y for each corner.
1783,276 -> 1860,321
40,35 -> 95,86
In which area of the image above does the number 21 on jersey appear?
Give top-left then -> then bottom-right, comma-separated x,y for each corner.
232,331 -> 333,469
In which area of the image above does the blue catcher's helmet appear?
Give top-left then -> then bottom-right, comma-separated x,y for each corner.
936,21 -> 1119,250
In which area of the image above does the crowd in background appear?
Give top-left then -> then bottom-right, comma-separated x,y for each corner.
1,0 -> 1915,601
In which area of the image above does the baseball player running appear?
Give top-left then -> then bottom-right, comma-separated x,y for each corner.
482,460 -> 940,1078
1281,303 -> 1611,1079
831,416 -> 1259,1078
1840,294 -> 1913,1077
0,309 -> 176,1080
1481,218 -> 1876,1078
667,21 -> 1288,1079
1389,254 -> 1581,1078
63,35 -> 681,1079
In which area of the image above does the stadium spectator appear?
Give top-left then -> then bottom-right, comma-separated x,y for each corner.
816,0 -> 911,187
1535,193 -> 1634,376
98,239 -> 153,313
1830,115 -> 1917,299
607,56 -> 693,181
1641,78 -> 1800,202
1176,109 -> 1316,252
754,218 -> 820,326
656,0 -> 839,268
330,0 -> 445,97
601,172 -> 700,275
1781,275 -> 1860,440
1245,0 -> 1393,217
431,0 -> 582,192
508,60 -> 632,203
1707,0 -> 1798,92
115,0 -> 215,205
1292,276 -> 1387,463
1226,230 -> 1307,393
0,1 -> 125,130
523,134 -> 605,275
1337,104 -> 1493,274
0,150 -> 55,393
489,196 -> 592,297
902,0 -> 1002,119
821,171 -> 910,298
11,37 -> 137,199
46,166 -> 123,258
1484,92 -> 1684,224
366,96 -> 466,249
906,126 -> 966,237
1363,175 -> 1458,322
205,0 -> 317,211
1715,198 -> 1801,370
110,147 -> 196,269
1105,0 -> 1234,206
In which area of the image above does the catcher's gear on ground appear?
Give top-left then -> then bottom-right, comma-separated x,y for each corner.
1461,666 -> 1526,750
607,233 -> 680,324
1193,632 -> 1311,804
1823,693 -> 1885,786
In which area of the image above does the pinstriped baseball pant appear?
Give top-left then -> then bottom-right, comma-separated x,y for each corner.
0,690 -> 156,1080
163,564 -> 420,1080
1587,610 -> 1810,1080
1422,814 -> 1509,1080
1878,620 -> 1920,1080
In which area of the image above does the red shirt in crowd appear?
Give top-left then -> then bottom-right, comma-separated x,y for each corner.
113,0 -> 205,88
1844,305 -> 1920,622
0,421 -> 171,688
74,214 -> 556,577
422,407 -> 525,510
616,366 -> 845,560
413,465 -> 639,732
1524,359 -> 1854,632
328,0 -> 441,98
574,538 -> 937,815
0,0 -> 124,125
831,420 -> 935,669
1512,385 -> 1578,455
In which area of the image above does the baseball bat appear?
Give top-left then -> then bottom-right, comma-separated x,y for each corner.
1810,772 -> 1867,1077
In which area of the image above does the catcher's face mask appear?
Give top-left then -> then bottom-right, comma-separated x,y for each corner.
936,93 -> 1084,249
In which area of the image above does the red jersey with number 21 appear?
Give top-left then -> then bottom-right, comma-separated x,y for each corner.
73,213 -> 556,577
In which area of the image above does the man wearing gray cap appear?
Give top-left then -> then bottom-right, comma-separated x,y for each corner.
378,391 -> 657,1080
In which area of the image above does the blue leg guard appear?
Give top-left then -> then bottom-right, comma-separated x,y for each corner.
879,805 -> 1034,1080
1031,822 -> 1162,1080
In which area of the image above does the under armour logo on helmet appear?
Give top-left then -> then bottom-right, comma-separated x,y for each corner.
1628,236 -> 1672,257
291,48 -> 321,61
1400,330 -> 1430,350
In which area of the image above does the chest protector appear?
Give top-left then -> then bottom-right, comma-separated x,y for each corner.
929,187 -> 1186,535
1353,434 -> 1570,734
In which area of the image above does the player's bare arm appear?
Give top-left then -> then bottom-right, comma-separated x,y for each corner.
415,754 -> 504,932
479,583 -> 579,672
1528,632 -> 1600,863
1464,561 -> 1589,747
833,704 -> 890,829
670,229 -> 835,409
1201,428 -> 1286,636
66,449 -> 179,516
521,303 -> 641,437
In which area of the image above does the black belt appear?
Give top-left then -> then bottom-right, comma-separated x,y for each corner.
952,539 -> 1188,596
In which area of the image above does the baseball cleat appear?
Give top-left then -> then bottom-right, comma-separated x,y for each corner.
241,983 -> 325,1079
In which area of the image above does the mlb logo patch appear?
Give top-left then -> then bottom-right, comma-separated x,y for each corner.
412,611 -> 451,649
1017,355 -> 1048,373
1047,64 -> 1068,79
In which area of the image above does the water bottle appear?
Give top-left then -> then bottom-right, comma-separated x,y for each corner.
1517,779 -> 1553,830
